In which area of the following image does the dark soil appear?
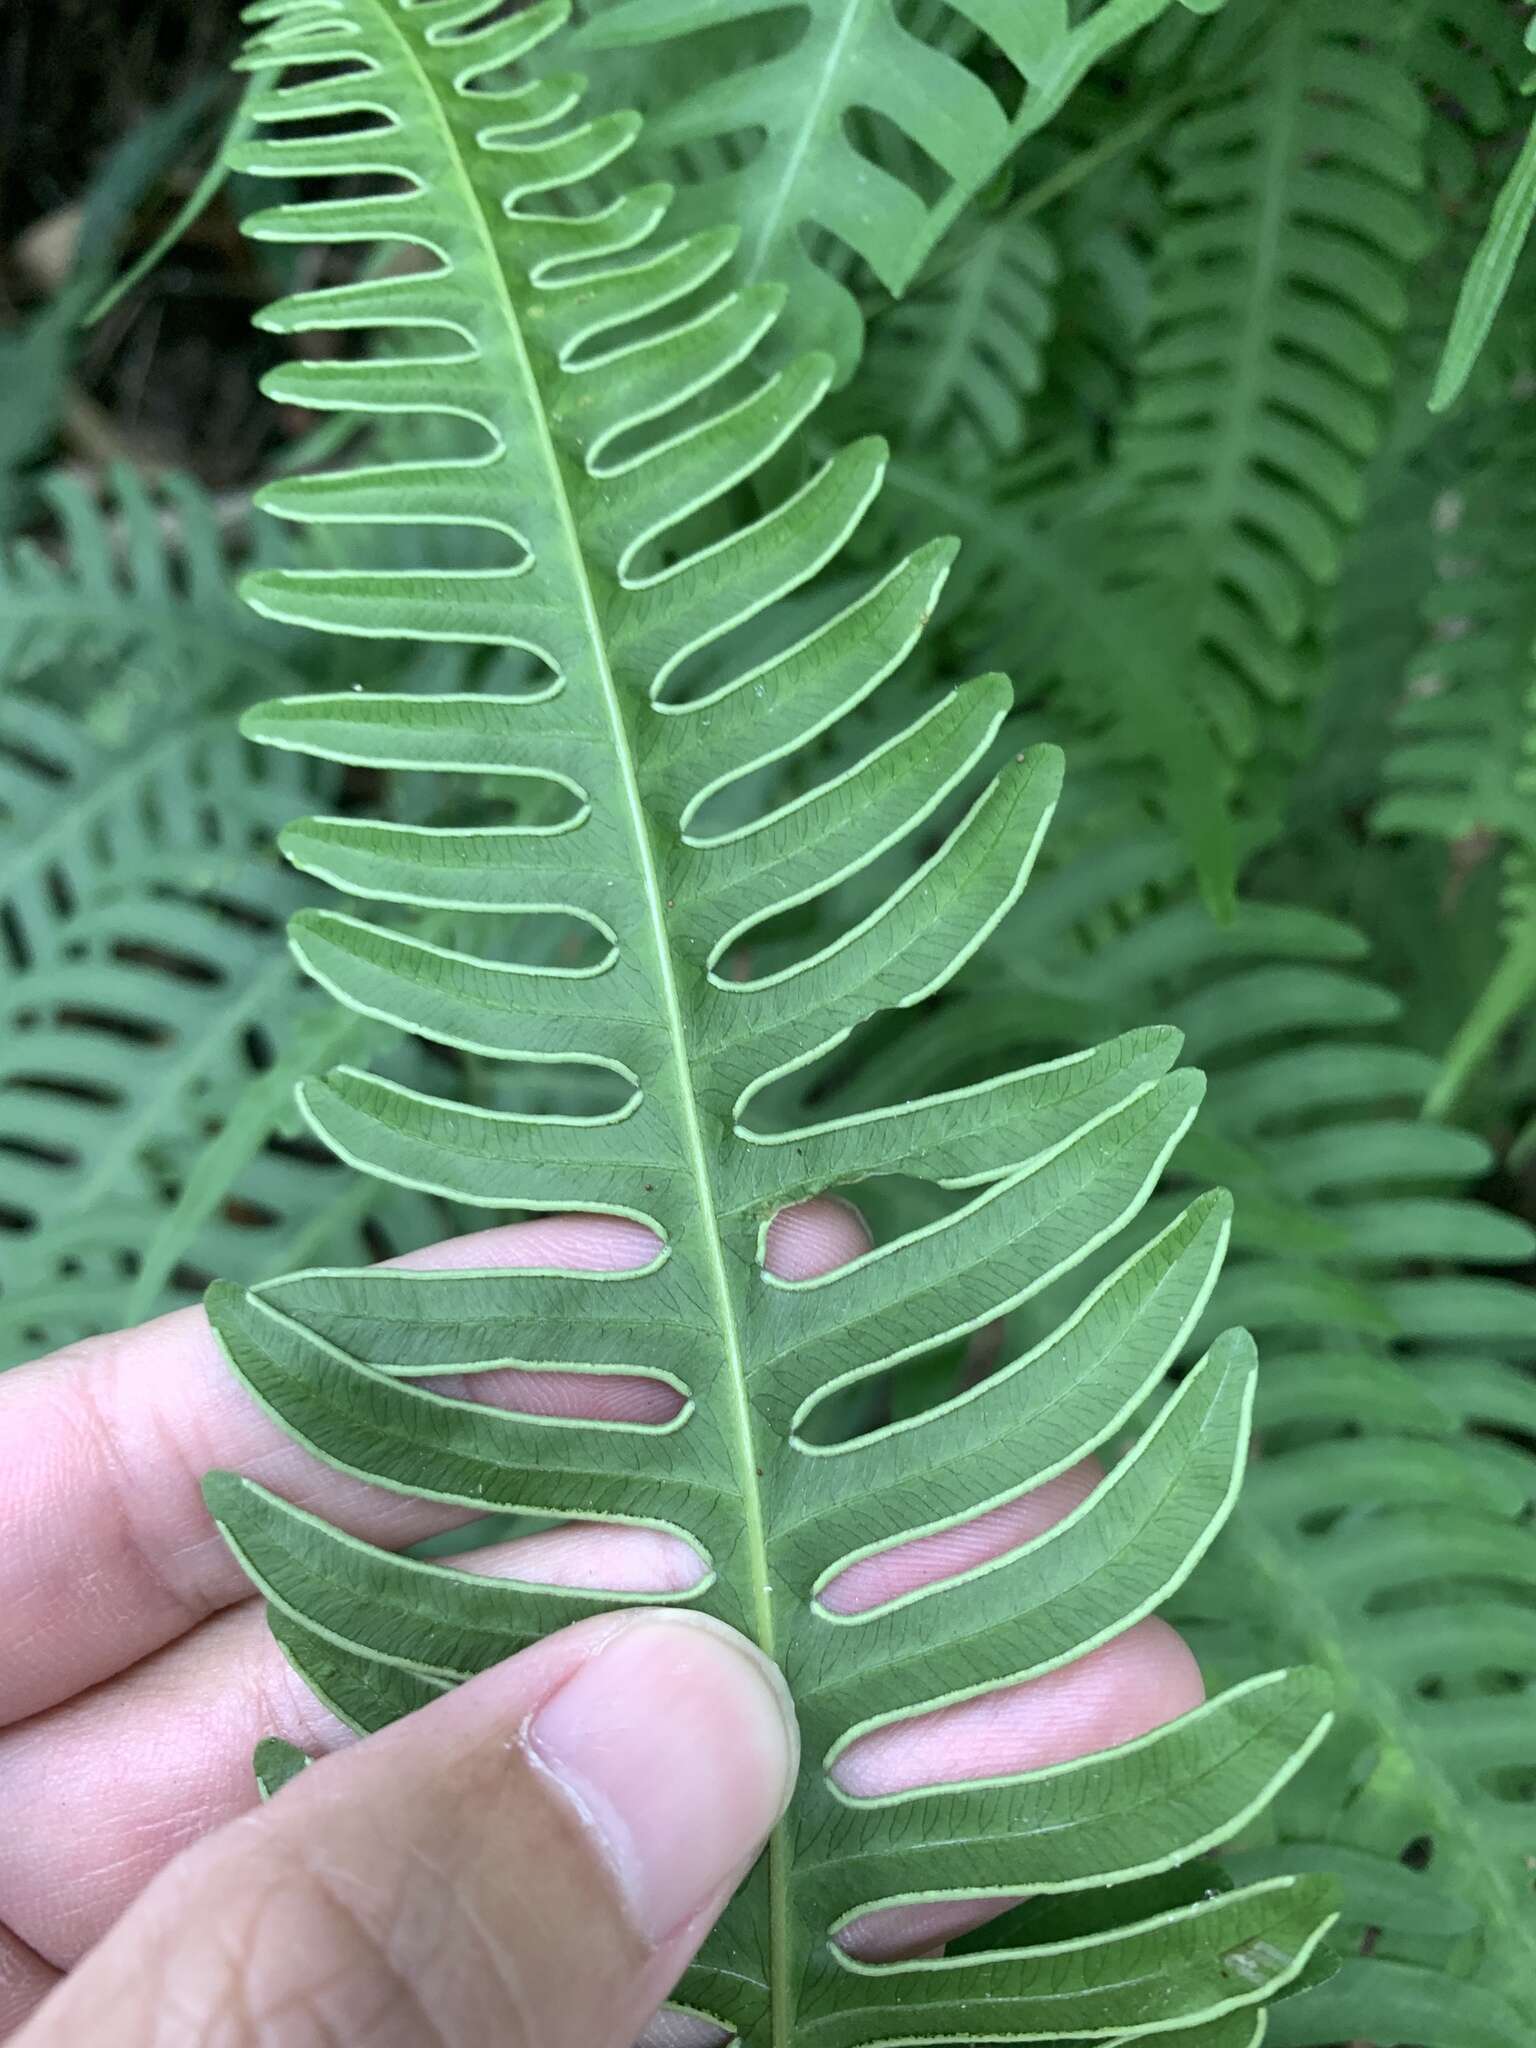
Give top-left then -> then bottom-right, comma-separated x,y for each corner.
1,0 -> 285,488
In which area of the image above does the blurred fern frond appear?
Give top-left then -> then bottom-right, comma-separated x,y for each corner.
0,465 -> 301,702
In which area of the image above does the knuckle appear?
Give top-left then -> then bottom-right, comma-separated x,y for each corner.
193,1831 -> 541,2048
148,1842 -> 432,2048
61,1345 -> 206,1628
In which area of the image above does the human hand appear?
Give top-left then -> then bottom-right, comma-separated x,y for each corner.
0,1201 -> 1204,2046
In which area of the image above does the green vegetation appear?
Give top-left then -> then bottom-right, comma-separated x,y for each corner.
4,1 -> 1534,2041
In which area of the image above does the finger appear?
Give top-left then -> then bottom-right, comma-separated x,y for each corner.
817,1456 -> 1204,1959
829,1617 -> 1204,1959
5,1188 -> 1189,1978
817,1460 -> 1104,1616
625,1616 -> 1204,2048
0,1214 -> 657,1730
0,1459 -> 1196,1967
13,1611 -> 797,2048
0,1203 -> 862,1961
0,1928 -> 57,2041
0,1526 -> 704,1966
0,1197 -> 867,1728
0,1587 -> 1197,1976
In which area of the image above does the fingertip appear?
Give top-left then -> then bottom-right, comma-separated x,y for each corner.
819,1460 -> 1104,1617
827,1621 -> 1205,1964
765,1196 -> 871,1280
459,1519 -> 708,1597
833,1616 -> 1206,1798
524,1611 -> 799,1944
390,1211 -> 664,1276
1131,1614 -> 1207,1720
393,1195 -> 870,1284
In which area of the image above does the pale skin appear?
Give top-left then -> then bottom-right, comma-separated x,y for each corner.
0,1198 -> 1204,2046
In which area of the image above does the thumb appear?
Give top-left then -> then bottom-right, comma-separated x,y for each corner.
19,1610 -> 797,2048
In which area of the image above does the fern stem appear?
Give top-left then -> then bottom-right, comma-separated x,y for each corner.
1423,913 -> 1536,1121
1012,81 -> 1195,224
86,76 -> 260,327
893,0 -> 1180,291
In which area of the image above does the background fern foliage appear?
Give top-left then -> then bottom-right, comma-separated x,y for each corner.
3,0 -> 1536,2041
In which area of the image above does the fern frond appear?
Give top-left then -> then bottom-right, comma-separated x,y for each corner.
1431,7 -> 1536,410
0,1148 -> 449,1370
847,759 -> 1536,2038
1377,441 -> 1536,851
1060,0 -> 1434,908
199,4 -> 1335,2038
820,216 -> 1062,622
0,697 -> 309,973
0,465 -> 301,701
850,219 -> 1058,470
1373,407 -> 1536,1116
1205,1407 -> 1536,2047
1299,408 -> 1469,823
1024,81 -> 1170,433
0,862 -> 306,1218
0,828 -> 318,1359
1409,0 -> 1527,205
0,701 -> 447,1364
577,0 -> 1224,378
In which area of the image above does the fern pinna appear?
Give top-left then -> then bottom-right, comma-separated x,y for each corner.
805,747 -> 1536,2037
203,2 -> 1335,2040
575,0 -> 1211,382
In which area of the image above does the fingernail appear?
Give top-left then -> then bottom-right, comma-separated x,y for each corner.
527,1612 -> 798,1943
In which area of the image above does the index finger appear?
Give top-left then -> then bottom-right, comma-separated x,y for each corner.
0,1200 -> 868,1728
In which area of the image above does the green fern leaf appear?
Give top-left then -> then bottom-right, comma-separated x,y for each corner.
862,758 -> 1536,2040
1210,1448 -> 1536,2046
0,699 -> 446,1364
121,1000 -> 372,1326
845,218 -> 1059,469
1054,0 -> 1435,908
0,465 -> 300,701
1431,10 -> 1536,411
1373,405 -> 1536,1116
577,0 -> 1223,379
200,2 -> 1335,2037
0,869 -> 308,1224
0,696 -> 306,970
253,1735 -> 311,1800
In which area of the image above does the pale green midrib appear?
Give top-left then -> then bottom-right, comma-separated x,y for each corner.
745,0 -> 875,285
1230,1501 -> 1536,2009
385,18 -> 790,2041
